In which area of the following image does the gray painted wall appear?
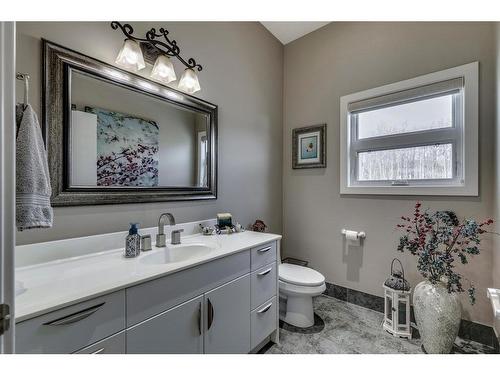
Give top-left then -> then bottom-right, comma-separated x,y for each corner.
282,22 -> 496,325
16,22 -> 283,244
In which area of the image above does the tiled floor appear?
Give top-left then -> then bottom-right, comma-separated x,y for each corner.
260,295 -> 497,354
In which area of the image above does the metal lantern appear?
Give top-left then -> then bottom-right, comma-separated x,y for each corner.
383,258 -> 411,338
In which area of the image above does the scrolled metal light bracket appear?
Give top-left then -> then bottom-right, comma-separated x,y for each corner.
110,21 -> 203,72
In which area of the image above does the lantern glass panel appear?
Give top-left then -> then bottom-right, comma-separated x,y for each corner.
398,300 -> 407,325
385,296 -> 393,321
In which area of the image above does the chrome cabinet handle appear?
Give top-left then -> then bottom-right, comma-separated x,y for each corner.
257,303 -> 273,314
257,267 -> 272,276
207,298 -> 214,331
43,302 -> 105,326
91,348 -> 105,354
198,302 -> 202,335
258,246 -> 271,253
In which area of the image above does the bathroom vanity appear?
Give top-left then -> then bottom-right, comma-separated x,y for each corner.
15,221 -> 281,354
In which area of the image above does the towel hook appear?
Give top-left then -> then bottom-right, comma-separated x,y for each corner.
16,72 -> 30,106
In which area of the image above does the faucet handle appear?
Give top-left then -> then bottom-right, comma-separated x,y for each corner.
141,234 -> 152,251
171,229 -> 184,245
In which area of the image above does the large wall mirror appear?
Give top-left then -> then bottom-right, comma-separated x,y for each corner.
43,40 -> 217,206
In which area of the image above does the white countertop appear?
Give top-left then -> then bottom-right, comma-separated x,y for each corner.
15,230 -> 281,323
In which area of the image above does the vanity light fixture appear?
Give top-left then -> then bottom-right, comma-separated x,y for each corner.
115,39 -> 146,71
111,21 -> 202,93
178,68 -> 201,94
150,55 -> 176,84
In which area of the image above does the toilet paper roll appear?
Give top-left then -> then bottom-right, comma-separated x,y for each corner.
344,230 -> 360,246
344,230 -> 359,241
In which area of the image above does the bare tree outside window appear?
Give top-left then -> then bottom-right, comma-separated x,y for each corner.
358,144 -> 453,181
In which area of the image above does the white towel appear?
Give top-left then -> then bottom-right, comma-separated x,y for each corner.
16,104 -> 53,231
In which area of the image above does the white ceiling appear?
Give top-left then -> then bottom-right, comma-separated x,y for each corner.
260,22 -> 330,44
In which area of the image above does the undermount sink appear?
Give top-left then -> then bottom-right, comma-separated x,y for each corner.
140,244 -> 215,265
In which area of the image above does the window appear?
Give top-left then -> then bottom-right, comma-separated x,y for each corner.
340,62 -> 478,196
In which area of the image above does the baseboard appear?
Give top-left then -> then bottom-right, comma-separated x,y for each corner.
323,281 -> 498,349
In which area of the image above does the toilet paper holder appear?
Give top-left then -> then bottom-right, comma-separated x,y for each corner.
341,229 -> 366,239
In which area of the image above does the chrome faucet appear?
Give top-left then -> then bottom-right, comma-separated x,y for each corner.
156,213 -> 183,246
156,213 -> 175,247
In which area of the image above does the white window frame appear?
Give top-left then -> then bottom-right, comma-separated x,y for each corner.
340,62 -> 478,196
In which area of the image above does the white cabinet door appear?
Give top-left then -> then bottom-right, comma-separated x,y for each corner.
204,274 -> 251,354
127,295 -> 203,354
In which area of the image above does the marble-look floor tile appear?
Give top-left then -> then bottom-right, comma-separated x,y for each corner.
261,295 -> 497,355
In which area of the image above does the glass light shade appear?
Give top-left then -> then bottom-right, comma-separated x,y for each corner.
115,39 -> 146,71
150,55 -> 177,83
178,68 -> 201,94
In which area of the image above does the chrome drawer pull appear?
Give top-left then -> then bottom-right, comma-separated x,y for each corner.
207,298 -> 214,331
91,348 -> 105,354
258,246 -> 271,253
257,268 -> 272,276
43,302 -> 105,326
198,302 -> 202,335
257,303 -> 273,314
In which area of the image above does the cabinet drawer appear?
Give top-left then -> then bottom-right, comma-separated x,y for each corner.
251,297 -> 277,349
251,262 -> 277,309
74,331 -> 125,354
16,290 -> 125,354
127,250 -> 250,326
251,242 -> 276,271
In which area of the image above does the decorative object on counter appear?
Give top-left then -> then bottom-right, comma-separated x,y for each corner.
140,234 -> 152,251
214,213 -> 238,234
383,258 -> 411,339
282,257 -> 309,267
251,219 -> 268,233
396,202 -> 494,353
125,223 -> 141,258
217,213 -> 233,228
111,21 -> 202,94
199,223 -> 216,236
200,214 -> 245,236
292,124 -> 326,169
214,224 -> 237,235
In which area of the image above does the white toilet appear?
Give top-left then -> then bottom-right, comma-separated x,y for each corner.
278,263 -> 326,328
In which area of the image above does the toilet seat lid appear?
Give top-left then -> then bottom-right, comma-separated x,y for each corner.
279,263 -> 325,287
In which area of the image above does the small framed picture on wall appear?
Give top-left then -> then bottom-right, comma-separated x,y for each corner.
292,124 -> 326,169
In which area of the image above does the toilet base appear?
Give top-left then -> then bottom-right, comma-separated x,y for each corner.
282,294 -> 315,328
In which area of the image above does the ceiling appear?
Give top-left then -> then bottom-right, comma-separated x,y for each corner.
260,22 -> 330,45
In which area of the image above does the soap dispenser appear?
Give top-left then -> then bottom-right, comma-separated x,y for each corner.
125,223 -> 141,258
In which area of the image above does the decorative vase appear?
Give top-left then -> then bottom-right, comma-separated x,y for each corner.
413,280 -> 461,354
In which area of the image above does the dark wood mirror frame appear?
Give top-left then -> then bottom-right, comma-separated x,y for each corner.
42,39 -> 217,206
